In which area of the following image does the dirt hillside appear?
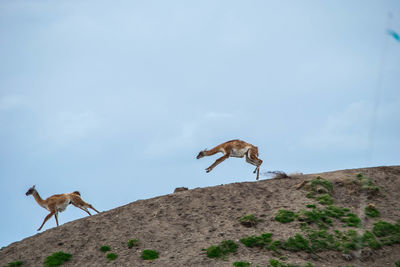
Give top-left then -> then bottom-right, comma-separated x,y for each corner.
1,166 -> 400,267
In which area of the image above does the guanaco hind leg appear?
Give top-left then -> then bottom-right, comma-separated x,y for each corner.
246,148 -> 262,180
70,194 -> 100,215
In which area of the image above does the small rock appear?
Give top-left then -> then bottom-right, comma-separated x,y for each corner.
360,248 -> 373,262
174,187 -> 188,193
342,253 -> 353,261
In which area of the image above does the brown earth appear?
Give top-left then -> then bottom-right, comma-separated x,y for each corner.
1,166 -> 400,267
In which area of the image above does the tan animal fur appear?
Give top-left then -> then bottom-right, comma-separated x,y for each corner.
25,185 -> 100,231
196,139 -> 263,180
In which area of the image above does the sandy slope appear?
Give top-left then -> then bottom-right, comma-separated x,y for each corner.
1,166 -> 400,267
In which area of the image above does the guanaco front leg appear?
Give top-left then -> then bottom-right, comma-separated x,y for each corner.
38,211 -> 55,231
87,204 -> 100,213
206,153 -> 230,173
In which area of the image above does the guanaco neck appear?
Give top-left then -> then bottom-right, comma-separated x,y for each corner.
32,190 -> 46,206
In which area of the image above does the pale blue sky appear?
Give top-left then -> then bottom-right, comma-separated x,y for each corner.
1,0 -> 399,247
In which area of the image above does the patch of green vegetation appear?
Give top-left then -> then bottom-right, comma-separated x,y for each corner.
395,260 -> 400,267
316,194 -> 334,205
372,221 -> 400,237
233,261 -> 251,267
267,259 -> 315,267
297,205 -> 360,229
306,193 -> 316,199
100,245 -> 110,252
141,249 -> 159,260
3,261 -> 22,267
372,221 -> 400,245
206,240 -> 238,259
365,205 -> 380,218
127,239 -> 140,248
43,251 -> 72,267
337,230 -> 362,253
324,205 -> 346,218
306,177 -> 335,205
106,253 -> 117,261
275,210 -> 295,223
239,214 -> 262,227
311,176 -> 333,192
306,204 -> 316,208
297,208 -> 332,229
240,233 -> 273,248
341,213 -> 361,227
361,230 -> 381,249
306,229 -> 337,252
281,233 -> 310,252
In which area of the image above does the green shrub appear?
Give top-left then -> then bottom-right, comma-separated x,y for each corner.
268,240 -> 282,252
297,208 -> 332,229
141,249 -> 159,260
100,245 -> 110,252
275,210 -> 295,223
306,204 -> 316,208
311,177 -> 333,192
316,194 -> 334,205
395,260 -> 400,267
233,261 -> 251,267
373,221 -> 399,237
240,233 -> 272,248
43,251 -> 72,267
324,205 -> 346,218
267,259 -> 314,267
268,259 -> 299,267
106,253 -> 117,261
361,230 -> 381,249
4,261 -> 22,267
342,213 -> 361,227
239,214 -> 261,227
365,205 -> 380,218
306,230 -> 336,252
220,240 -> 238,254
206,240 -> 238,259
339,230 -> 362,252
281,234 -> 310,252
127,239 -> 140,248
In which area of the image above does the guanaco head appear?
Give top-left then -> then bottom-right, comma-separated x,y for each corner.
25,185 -> 36,196
196,149 -> 207,159
72,191 -> 81,196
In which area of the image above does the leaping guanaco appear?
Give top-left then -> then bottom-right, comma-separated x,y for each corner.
196,139 -> 263,180
25,185 -> 100,231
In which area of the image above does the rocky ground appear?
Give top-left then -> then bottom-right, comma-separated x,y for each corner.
1,166 -> 400,267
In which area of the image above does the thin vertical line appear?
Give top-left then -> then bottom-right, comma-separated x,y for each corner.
366,12 -> 392,165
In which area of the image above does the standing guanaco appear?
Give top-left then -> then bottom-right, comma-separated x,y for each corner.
196,139 -> 263,180
25,185 -> 100,231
